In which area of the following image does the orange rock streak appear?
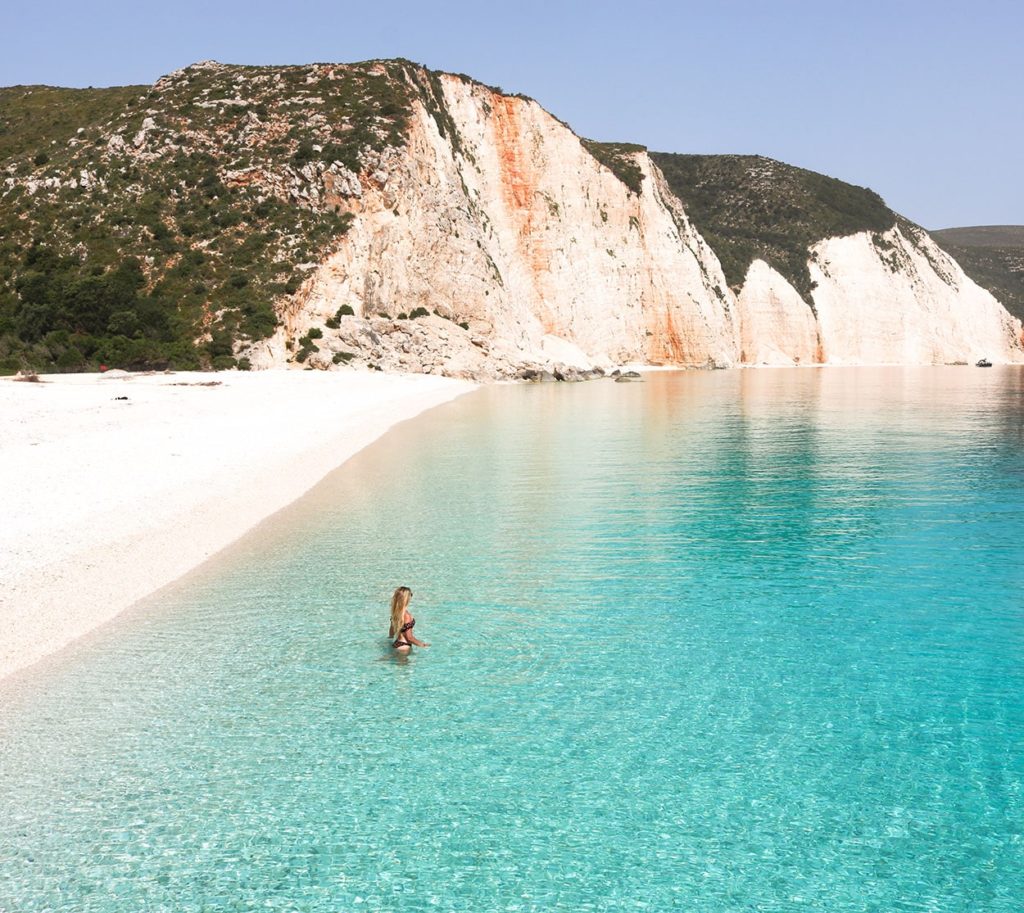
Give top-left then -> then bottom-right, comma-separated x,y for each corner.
487,93 -> 557,332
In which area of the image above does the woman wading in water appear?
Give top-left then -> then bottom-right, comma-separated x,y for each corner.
389,586 -> 429,651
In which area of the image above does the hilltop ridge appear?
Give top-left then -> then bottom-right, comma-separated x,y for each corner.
932,226 -> 1024,247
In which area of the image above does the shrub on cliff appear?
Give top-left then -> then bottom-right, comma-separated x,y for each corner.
582,140 -> 646,196
294,327 -> 323,363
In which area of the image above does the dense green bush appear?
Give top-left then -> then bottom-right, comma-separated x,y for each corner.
294,326 -> 324,363
10,245 -> 169,350
293,141 -> 315,165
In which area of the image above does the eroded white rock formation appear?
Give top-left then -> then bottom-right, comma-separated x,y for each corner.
810,225 -> 1022,364
246,73 -> 1024,376
735,260 -> 820,365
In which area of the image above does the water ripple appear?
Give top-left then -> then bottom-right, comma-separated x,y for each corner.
1,367 -> 1023,912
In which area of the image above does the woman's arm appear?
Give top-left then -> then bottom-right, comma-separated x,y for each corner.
404,614 -> 429,648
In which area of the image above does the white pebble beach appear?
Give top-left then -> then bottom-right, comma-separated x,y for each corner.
0,369 -> 476,680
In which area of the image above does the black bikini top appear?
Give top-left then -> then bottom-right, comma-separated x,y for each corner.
399,618 -> 415,634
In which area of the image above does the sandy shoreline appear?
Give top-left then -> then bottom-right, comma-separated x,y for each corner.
0,369 -> 476,680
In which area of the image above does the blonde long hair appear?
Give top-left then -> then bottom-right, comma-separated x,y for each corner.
389,586 -> 413,637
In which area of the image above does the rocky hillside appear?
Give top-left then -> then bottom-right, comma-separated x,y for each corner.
931,226 -> 1024,321
0,62 -> 418,372
1,60 -> 1021,376
650,154 -> 897,303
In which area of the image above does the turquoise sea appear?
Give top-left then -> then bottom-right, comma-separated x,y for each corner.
1,367 -> 1023,912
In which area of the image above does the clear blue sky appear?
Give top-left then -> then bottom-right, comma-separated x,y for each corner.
5,0 -> 1021,228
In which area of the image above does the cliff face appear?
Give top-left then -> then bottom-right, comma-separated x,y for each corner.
808,225 -> 1023,364
3,61 -> 1021,377
250,72 -> 1023,374
732,225 -> 1024,366
250,73 -> 740,375
735,260 -> 820,365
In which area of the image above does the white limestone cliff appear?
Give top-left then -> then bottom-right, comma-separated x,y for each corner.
249,73 -> 739,375
735,260 -> 820,365
809,225 -> 1023,364
246,72 -> 1023,376
732,227 -> 1024,366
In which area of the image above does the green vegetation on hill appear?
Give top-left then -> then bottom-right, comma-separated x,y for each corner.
931,226 -> 1024,321
0,85 -> 146,163
932,226 -> 1024,248
651,153 -> 896,303
0,61 -> 415,374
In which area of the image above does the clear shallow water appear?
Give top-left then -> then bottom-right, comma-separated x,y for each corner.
1,366 -> 1023,912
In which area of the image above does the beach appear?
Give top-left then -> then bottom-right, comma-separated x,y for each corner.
0,369 -> 475,680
